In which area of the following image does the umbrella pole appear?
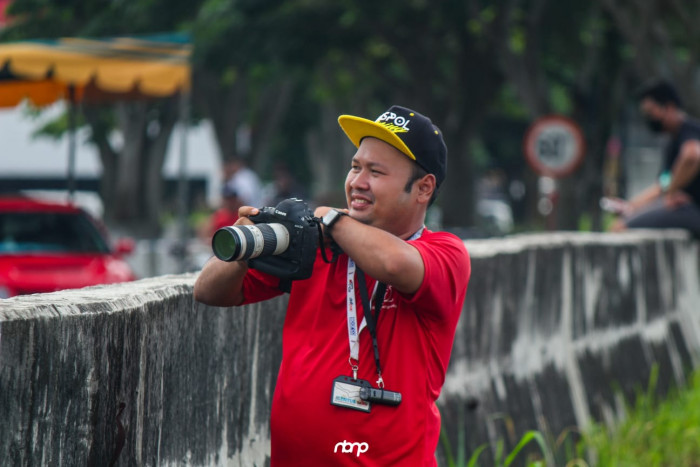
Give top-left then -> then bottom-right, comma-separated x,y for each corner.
176,90 -> 191,273
67,85 -> 77,202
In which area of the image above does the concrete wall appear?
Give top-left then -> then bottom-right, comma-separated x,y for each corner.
1,230 -> 698,466
0,277 -> 286,466
439,230 -> 700,464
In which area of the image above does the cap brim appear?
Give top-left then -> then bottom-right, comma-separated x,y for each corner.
338,115 -> 416,161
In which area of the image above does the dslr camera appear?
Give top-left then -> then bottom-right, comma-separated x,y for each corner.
211,198 -> 320,281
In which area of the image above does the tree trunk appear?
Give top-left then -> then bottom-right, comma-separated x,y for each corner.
440,129 -> 476,229
250,79 -> 295,175
114,101 -> 148,225
192,69 -> 244,164
84,99 -> 179,237
305,103 -> 354,206
143,97 -> 179,237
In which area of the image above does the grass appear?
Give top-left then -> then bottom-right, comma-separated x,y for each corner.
441,367 -> 700,466
576,368 -> 700,466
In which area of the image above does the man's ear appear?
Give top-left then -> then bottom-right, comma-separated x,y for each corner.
415,174 -> 436,204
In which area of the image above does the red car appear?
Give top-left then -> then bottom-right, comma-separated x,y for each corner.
0,196 -> 136,298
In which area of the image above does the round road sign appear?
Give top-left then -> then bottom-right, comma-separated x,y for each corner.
523,115 -> 585,178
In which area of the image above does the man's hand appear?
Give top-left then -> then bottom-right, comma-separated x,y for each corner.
314,206 -> 349,246
235,206 -> 259,225
600,197 -> 632,216
610,217 -> 628,232
602,197 -> 633,232
193,205 -> 261,307
664,190 -> 692,210
313,206 -> 349,221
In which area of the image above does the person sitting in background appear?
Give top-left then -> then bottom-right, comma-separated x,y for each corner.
610,79 -> 700,237
224,155 -> 264,208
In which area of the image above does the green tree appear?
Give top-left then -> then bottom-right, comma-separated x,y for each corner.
494,0 -> 629,231
8,0 -> 696,237
193,1 -> 517,228
323,1 -> 507,228
600,0 -> 700,114
197,0 -> 510,227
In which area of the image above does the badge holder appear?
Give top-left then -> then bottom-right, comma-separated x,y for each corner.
331,267 -> 403,413
331,375 -> 372,412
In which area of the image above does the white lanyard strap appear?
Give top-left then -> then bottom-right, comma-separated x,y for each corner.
346,258 -> 373,362
345,227 -> 424,365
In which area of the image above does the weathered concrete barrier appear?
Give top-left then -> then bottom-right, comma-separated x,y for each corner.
0,277 -> 286,466
439,230 -> 700,464
1,230 -> 698,466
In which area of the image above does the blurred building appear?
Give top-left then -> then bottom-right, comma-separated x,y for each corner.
0,103 -> 223,209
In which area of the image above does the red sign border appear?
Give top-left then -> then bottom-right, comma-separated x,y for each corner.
523,115 -> 586,178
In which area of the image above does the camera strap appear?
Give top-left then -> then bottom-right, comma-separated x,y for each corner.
346,257 -> 386,386
344,226 -> 424,387
356,268 -> 387,387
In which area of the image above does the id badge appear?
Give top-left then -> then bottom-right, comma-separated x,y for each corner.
330,376 -> 372,412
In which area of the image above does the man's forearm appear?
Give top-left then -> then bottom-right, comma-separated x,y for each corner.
668,141 -> 700,193
193,257 -> 249,307
326,214 -> 424,294
627,184 -> 662,213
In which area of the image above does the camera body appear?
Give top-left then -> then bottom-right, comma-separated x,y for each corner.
212,198 -> 319,281
248,198 -> 318,280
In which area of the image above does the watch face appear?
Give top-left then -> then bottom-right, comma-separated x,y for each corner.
323,210 -> 339,226
324,209 -> 345,228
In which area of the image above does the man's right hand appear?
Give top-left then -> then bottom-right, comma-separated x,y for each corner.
600,197 -> 631,216
235,206 -> 259,225
193,206 -> 260,307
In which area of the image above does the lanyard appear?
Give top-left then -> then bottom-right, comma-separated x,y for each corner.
345,227 -> 424,387
357,268 -> 387,386
346,257 -> 369,364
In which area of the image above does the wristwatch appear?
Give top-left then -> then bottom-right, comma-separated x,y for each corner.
659,171 -> 672,193
321,209 -> 348,230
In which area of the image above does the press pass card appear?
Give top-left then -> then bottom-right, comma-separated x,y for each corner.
331,376 -> 371,412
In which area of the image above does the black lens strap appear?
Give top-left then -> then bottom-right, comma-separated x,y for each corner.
313,219 -> 341,264
355,268 -> 387,385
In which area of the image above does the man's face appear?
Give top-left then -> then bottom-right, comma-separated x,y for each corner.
344,137 -> 424,236
640,97 -> 668,133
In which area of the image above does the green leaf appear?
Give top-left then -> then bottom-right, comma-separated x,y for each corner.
467,444 -> 489,467
504,431 -> 549,466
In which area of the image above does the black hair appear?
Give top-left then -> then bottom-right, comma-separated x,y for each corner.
404,162 -> 439,205
636,79 -> 683,108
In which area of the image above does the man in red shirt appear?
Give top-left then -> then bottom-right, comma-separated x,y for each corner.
194,105 -> 471,466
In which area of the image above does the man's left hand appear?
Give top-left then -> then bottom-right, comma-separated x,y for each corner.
664,191 -> 692,210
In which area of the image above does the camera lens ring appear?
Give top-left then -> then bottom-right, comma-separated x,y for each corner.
212,223 -> 291,262
212,226 -> 243,261
240,225 -> 257,259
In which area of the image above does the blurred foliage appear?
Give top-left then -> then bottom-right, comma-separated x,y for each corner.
577,367 -> 700,465
439,367 -> 700,466
2,0 -> 699,233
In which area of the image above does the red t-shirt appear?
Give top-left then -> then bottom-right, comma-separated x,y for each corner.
242,229 -> 470,466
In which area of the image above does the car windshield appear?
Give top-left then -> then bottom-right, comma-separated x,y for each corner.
0,211 -> 110,254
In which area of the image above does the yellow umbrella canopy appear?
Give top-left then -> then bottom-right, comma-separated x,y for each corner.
0,34 -> 191,107
0,34 -> 192,201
